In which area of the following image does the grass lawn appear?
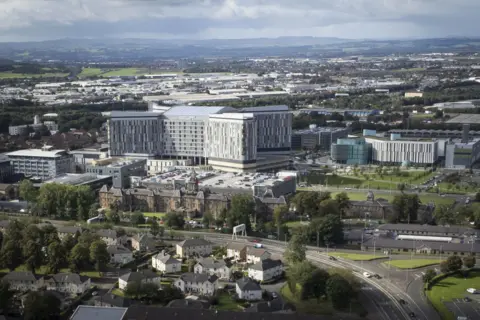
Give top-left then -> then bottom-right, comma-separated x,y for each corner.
329,191 -> 455,206
143,212 -> 166,218
384,259 -> 443,269
101,68 -> 143,77
281,284 -> 334,315
216,292 -> 242,311
427,271 -> 480,320
0,72 -> 69,79
328,252 -> 386,261
111,288 -> 125,297
78,67 -> 103,77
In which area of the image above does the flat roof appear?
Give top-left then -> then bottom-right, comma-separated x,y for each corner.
70,305 -> 127,320
110,111 -> 162,119
7,149 -> 67,158
163,106 -> 231,117
293,127 -> 348,134
43,173 -> 111,186
447,114 -> 480,124
240,105 -> 289,113
209,113 -> 254,120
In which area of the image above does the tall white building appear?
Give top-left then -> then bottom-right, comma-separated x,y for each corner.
364,137 -> 438,164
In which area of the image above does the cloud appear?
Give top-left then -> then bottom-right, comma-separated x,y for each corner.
0,0 -> 479,41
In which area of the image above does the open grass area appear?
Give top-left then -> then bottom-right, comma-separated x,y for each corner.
328,191 -> 455,206
427,271 -> 480,320
328,252 -> 386,261
216,292 -> 243,311
78,67 -> 103,77
0,72 -> 69,79
78,67 -> 183,78
111,288 -> 125,297
392,67 -> 426,72
281,284 -> 334,315
384,259 -> 443,269
143,212 -> 166,218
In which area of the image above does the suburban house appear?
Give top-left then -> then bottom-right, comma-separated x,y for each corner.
151,250 -> 182,273
2,272 -> 42,291
57,226 -> 82,240
119,270 -> 162,290
226,243 -> 247,261
176,239 -> 213,258
245,297 -> 294,313
248,259 -> 283,282
174,273 -> 219,296
194,257 -> 231,280
94,292 -> 134,308
107,245 -> 134,265
246,247 -> 272,264
236,277 -> 262,301
97,229 -> 118,246
131,234 -> 156,252
43,273 -> 91,294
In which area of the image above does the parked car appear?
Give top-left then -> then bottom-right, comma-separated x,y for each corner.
466,288 -> 477,294
329,256 -> 337,261
463,297 -> 472,302
409,312 -> 415,318
399,299 -> 406,305
363,272 -> 372,278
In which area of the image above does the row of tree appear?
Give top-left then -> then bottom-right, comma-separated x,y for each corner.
423,255 -> 477,285
0,220 -> 110,273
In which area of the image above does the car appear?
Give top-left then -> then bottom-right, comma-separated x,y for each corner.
399,299 -> 406,305
467,288 -> 477,294
92,291 -> 98,296
272,292 -> 278,298
329,256 -> 337,261
408,312 -> 415,318
254,243 -> 263,248
363,272 -> 372,278
463,297 -> 472,302
373,274 -> 382,279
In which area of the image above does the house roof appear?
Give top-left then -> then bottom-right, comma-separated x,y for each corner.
236,277 -> 261,292
121,305 -> 363,320
119,270 -> 159,282
71,305 -> 128,320
377,223 -> 477,236
97,229 -> 117,239
249,259 -> 283,271
107,245 -> 132,255
95,293 -> 134,308
247,247 -> 270,257
57,226 -> 82,234
364,236 -> 480,253
44,273 -> 90,285
244,297 -> 293,313
152,251 -> 181,265
179,272 -> 218,283
196,257 -> 227,269
226,242 -> 247,251
177,238 -> 212,247
3,271 -> 41,282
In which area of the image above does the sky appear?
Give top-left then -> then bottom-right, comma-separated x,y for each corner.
0,0 -> 479,42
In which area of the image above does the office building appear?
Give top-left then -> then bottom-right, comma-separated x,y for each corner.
85,158 -> 146,188
108,105 -> 292,172
445,139 -> 480,169
8,115 -> 58,136
292,126 -> 351,150
70,146 -> 109,172
0,154 -> 13,183
331,138 -> 371,165
364,136 -> 438,164
7,145 -> 73,181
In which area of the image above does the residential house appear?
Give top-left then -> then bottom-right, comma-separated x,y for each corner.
151,250 -> 181,273
174,273 -> 218,296
245,297 -> 294,313
94,292 -> 134,308
43,273 -> 91,294
107,245 -> 134,265
131,234 -> 156,252
226,243 -> 247,261
176,239 -> 213,258
2,272 -> 42,291
57,226 -> 82,240
118,270 -> 161,290
194,257 -> 231,280
235,277 -> 262,301
246,247 -> 271,264
70,306 -> 128,320
248,259 -> 283,282
97,229 -> 118,246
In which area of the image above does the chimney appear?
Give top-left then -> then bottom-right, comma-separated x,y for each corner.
462,124 -> 470,143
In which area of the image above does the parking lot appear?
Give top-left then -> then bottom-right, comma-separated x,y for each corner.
444,298 -> 480,319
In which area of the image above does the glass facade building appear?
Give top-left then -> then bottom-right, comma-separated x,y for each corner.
331,138 -> 371,165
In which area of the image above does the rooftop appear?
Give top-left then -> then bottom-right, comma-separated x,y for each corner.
447,113 -> 480,124
70,306 -> 127,320
6,148 -> 68,158
294,126 -> 349,135
43,173 -> 111,186
177,238 -> 212,247
163,106 -> 231,118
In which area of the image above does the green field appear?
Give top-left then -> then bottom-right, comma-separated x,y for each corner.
427,271 -> 480,320
77,67 -> 182,78
328,252 -> 386,261
143,212 -> 166,218
281,284 -> 334,314
328,191 -> 455,206
216,292 -> 243,311
384,259 -> 442,269
0,72 -> 69,79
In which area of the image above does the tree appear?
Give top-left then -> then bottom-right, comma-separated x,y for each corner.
392,194 -> 420,223
202,212 -> 214,227
422,269 -> 437,284
475,192 -> 480,202
89,240 -> 110,271
284,234 -> 306,264
446,255 -> 463,272
23,291 -> 61,320
62,234 -> 77,253
328,268 -> 361,293
273,205 -> 288,236
106,210 -> 120,224
41,224 -> 60,246
439,261 -> 449,273
303,268 -> 330,301
434,205 -> 458,225
69,243 -> 90,272
124,281 -> 142,299
23,239 -> 43,273
165,212 -> 185,229
463,256 -> 476,269
227,194 -> 255,231
187,258 -> 196,272
310,214 -> 344,246
0,240 -> 23,271
334,192 -> 350,219
0,282 -> 14,312
286,260 -> 317,296
150,221 -> 160,237
19,179 -> 38,204
318,199 -> 340,217
326,274 -> 354,309
130,212 -> 145,225
46,241 -> 66,274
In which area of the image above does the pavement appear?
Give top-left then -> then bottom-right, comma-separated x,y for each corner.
444,299 -> 480,320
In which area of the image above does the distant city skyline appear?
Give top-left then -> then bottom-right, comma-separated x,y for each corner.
1,0 -> 480,42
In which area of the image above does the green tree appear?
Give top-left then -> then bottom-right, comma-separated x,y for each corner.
46,241 -> 66,274
23,291 -> 61,320
475,192 -> 480,202
165,212 -> 185,229
440,261 -> 449,273
318,199 -> 340,217
130,212 -> 145,225
62,234 -> 77,252
434,205 -> 458,225
310,214 -> 344,246
150,221 -> 160,237
446,255 -> 463,272
422,269 -> 437,284
41,224 -> 60,246
124,281 -> 142,299
89,240 -> 110,271
0,282 -> 14,312
463,256 -> 476,269
286,260 -> 317,296
106,210 -> 120,224
0,240 -> 23,271
202,212 -> 214,227
69,243 -> 90,272
334,192 -> 350,219
19,179 -> 38,204
328,268 -> 361,293
326,274 -> 354,309
23,239 -> 43,273
392,194 -> 420,223
227,194 -> 255,231
303,268 -> 330,301
284,234 -> 306,264
273,205 -> 288,236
